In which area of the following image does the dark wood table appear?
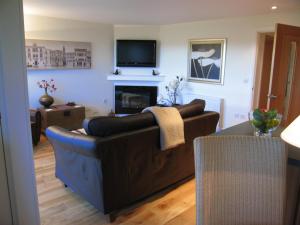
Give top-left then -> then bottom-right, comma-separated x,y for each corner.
215,121 -> 300,225
39,104 -> 85,132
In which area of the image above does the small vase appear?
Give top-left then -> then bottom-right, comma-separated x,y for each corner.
254,129 -> 273,137
39,89 -> 54,108
249,111 -> 282,138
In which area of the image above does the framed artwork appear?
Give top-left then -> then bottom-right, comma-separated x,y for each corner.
188,39 -> 226,84
25,39 -> 92,70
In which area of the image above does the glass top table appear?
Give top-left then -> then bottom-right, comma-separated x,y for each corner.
215,121 -> 300,164
212,121 -> 300,223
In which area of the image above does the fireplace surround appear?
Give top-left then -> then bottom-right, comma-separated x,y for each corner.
115,85 -> 158,114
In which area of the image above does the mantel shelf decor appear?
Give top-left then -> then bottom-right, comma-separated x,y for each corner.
25,39 -> 91,70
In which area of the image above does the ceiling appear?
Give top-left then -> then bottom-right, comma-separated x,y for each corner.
23,0 -> 300,25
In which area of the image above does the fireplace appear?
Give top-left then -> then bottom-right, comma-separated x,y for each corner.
115,86 -> 158,114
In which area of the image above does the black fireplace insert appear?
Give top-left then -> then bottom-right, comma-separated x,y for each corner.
115,86 -> 158,114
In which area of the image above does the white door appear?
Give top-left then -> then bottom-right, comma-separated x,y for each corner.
0,115 -> 13,225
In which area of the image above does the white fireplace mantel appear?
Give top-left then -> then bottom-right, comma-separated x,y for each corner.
107,74 -> 165,82
107,74 -> 166,87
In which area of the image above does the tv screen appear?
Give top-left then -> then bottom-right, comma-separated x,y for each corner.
116,40 -> 156,67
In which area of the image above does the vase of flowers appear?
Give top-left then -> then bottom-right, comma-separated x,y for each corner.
37,79 -> 57,108
159,76 -> 184,106
249,108 -> 282,137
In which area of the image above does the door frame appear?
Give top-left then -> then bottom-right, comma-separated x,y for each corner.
252,31 -> 275,109
0,0 -> 40,224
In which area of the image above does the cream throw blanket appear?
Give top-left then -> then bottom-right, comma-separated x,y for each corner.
143,106 -> 185,150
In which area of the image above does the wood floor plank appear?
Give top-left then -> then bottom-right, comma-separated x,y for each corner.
164,206 -> 195,225
34,137 -> 196,224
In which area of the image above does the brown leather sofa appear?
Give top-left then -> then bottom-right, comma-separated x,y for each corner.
46,99 -> 219,218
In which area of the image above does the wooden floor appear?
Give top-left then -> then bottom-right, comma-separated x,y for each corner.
34,137 -> 196,225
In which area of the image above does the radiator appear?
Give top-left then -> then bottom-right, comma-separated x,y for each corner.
182,92 -> 224,130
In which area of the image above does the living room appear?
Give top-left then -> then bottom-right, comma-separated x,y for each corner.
25,10 -> 300,128
1,0 -> 300,225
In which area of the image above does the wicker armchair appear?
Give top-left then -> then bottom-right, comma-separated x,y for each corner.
194,136 -> 287,225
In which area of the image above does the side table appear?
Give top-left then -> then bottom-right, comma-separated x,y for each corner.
39,105 -> 85,132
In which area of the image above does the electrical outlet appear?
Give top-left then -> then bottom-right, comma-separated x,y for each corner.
234,113 -> 247,121
240,114 -> 246,120
92,111 -> 98,116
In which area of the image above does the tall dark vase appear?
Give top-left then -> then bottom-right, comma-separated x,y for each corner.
39,89 -> 54,108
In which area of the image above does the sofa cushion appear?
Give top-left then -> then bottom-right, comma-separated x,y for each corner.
176,99 -> 205,118
83,99 -> 206,137
83,112 -> 156,137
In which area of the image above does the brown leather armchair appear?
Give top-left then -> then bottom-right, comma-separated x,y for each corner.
30,109 -> 41,145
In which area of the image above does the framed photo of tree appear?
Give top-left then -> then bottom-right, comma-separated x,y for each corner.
188,39 -> 226,84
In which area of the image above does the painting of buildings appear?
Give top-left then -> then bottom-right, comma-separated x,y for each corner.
25,39 -> 91,69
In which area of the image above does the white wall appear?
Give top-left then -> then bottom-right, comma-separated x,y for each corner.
25,11 -> 300,127
115,11 -> 300,128
25,15 -> 114,117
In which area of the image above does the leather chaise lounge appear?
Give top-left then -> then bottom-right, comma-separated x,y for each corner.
46,99 -> 219,220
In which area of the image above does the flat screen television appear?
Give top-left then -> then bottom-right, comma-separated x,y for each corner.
116,40 -> 156,67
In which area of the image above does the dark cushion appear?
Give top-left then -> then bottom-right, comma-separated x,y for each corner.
83,99 -> 206,137
175,99 -> 205,118
83,112 -> 156,137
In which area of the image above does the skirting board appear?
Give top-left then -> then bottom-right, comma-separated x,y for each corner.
182,92 -> 224,130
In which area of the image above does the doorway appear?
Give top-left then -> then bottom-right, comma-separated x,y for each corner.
253,32 -> 275,110
253,24 -> 300,126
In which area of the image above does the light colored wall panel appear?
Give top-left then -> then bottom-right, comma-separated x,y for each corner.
0,0 -> 40,224
0,122 -> 12,225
